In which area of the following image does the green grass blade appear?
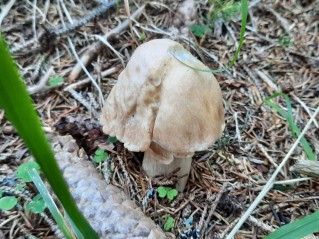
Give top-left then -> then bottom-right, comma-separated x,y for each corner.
264,210 -> 319,239
284,94 -> 293,120
263,93 -> 315,160
264,98 -> 288,119
66,213 -> 85,239
263,92 -> 284,101
228,0 -> 248,67
28,169 -> 76,239
170,0 -> 248,73
0,36 -> 99,238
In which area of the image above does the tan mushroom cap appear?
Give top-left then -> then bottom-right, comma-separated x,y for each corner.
101,39 -> 224,162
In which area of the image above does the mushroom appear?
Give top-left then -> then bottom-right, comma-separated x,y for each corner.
100,39 -> 225,191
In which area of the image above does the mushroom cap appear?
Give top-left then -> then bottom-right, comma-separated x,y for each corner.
101,39 -> 224,159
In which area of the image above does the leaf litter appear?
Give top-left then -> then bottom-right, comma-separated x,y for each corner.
0,0 -> 319,238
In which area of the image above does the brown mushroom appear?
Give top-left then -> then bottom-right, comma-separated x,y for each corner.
100,39 -> 225,191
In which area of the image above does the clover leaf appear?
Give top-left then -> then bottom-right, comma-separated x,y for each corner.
17,161 -> 41,182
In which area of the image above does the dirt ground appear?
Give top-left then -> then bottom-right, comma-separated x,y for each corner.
0,0 -> 319,238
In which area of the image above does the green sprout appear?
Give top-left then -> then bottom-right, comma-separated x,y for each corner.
209,0 -> 241,22
157,186 -> 178,201
26,194 -> 46,213
107,136 -> 118,144
139,32 -> 146,42
0,196 -> 18,210
163,216 -> 175,231
93,148 -> 109,163
15,183 -> 26,191
49,77 -> 64,86
17,161 -> 41,183
279,34 -> 292,47
189,24 -> 212,38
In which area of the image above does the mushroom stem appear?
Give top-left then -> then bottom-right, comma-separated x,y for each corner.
142,148 -> 193,192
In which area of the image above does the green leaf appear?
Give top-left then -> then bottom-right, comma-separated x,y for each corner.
107,136 -> 118,144
93,148 -> 108,163
164,216 -> 174,231
0,36 -> 98,238
93,155 -> 107,163
49,77 -> 64,86
157,186 -> 168,198
0,196 -> 18,210
166,189 -> 178,201
139,32 -> 146,42
95,148 -> 105,156
209,0 -> 241,22
15,183 -> 26,191
220,2 -> 241,21
264,210 -> 319,239
0,190 -> 3,198
17,161 -> 41,182
189,24 -> 211,38
279,34 -> 292,46
26,194 -> 46,213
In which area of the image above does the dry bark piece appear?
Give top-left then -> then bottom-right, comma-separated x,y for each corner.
53,135 -> 166,239
100,39 -> 225,191
290,159 -> 319,177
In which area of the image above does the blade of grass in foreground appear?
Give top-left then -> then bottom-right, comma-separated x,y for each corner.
0,36 -> 99,238
28,169 -> 77,239
264,210 -> 319,239
264,92 -> 315,160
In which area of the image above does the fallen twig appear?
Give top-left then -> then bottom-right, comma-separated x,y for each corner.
201,184 -> 227,238
67,89 -> 98,117
63,66 -> 119,91
290,159 -> 319,178
68,5 -> 145,82
27,66 -> 55,94
0,0 -> 16,26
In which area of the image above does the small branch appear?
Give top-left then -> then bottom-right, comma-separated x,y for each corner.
262,4 -> 292,34
257,143 -> 285,177
248,215 -> 275,232
68,5 -> 145,82
67,89 -> 98,117
9,1 -> 116,53
234,112 -> 242,142
54,0 -> 116,36
27,66 -> 55,94
290,160 -> 319,178
124,0 -> 138,45
255,69 -> 280,92
67,37 -> 104,107
292,93 -> 319,128
63,66 -> 119,91
0,0 -> 16,26
201,184 -> 227,238
28,54 -> 48,82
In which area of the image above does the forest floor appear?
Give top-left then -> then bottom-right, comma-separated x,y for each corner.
0,0 -> 319,238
